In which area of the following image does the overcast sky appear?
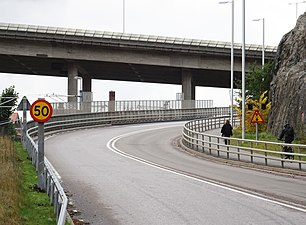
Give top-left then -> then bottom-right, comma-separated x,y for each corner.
0,0 -> 304,106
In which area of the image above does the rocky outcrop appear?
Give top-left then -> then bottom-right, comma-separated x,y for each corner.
268,12 -> 306,138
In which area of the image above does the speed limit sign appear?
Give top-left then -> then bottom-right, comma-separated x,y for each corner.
30,99 -> 53,123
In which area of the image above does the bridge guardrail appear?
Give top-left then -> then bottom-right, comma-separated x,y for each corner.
23,107 -> 230,225
51,100 -> 214,116
182,118 -> 306,171
23,129 -> 68,225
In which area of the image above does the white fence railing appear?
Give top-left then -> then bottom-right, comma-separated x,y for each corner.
182,118 -> 306,171
23,130 -> 68,225
51,100 -> 214,115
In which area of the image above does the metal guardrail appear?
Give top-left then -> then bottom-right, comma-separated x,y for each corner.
22,130 -> 68,225
23,107 -> 230,224
27,107 -> 230,137
182,118 -> 306,171
50,100 -> 214,116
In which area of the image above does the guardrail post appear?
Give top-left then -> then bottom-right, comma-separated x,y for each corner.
57,203 -> 62,222
196,133 -> 199,151
54,191 -> 59,214
202,134 -> 205,153
209,136 -> 212,155
188,130 -> 192,149
217,138 -> 220,157
50,182 -> 55,205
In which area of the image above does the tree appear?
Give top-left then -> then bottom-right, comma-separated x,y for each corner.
235,62 -> 274,101
0,86 -> 19,135
234,62 -> 274,134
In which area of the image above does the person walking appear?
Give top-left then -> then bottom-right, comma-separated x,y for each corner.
278,123 -> 294,159
221,120 -> 233,145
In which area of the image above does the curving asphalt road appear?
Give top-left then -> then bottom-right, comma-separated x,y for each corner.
45,121 -> 306,225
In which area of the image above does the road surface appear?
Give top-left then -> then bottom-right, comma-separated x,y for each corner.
45,121 -> 306,225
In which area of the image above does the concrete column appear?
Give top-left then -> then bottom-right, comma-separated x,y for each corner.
83,76 -> 92,92
182,69 -> 195,108
80,76 -> 93,112
68,64 -> 78,103
81,76 -> 93,102
109,91 -> 116,112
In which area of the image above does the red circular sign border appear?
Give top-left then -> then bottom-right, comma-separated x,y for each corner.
30,99 -> 53,123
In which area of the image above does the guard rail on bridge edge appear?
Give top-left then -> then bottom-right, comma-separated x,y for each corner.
182,118 -> 306,171
22,107 -> 230,225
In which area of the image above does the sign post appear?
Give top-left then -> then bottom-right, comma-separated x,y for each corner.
250,110 -> 265,140
30,99 -> 53,190
17,96 -> 31,144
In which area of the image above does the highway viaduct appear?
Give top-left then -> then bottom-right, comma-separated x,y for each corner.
0,23 -> 277,102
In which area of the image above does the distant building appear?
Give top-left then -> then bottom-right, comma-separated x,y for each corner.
10,112 -> 22,137
10,112 -> 20,124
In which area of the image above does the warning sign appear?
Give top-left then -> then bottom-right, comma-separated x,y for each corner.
250,110 -> 265,124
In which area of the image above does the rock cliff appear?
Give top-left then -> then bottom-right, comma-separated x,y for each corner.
268,12 -> 306,138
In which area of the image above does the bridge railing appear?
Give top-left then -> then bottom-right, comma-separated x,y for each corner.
182,118 -> 306,171
22,129 -> 67,225
23,107 -> 230,225
50,100 -> 214,115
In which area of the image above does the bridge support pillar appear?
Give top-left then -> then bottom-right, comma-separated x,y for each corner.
68,64 -> 78,103
82,76 -> 92,93
82,76 -> 93,112
182,69 -> 195,108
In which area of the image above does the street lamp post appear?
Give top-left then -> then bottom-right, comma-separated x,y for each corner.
219,1 -> 234,125
289,1 -> 306,20
242,0 -> 246,139
74,76 -> 83,102
253,18 -> 265,67
74,76 -> 83,111
123,0 -> 126,33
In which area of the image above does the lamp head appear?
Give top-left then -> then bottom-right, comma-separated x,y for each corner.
218,1 -> 232,4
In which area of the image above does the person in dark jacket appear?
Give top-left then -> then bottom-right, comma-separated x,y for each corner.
279,124 -> 294,159
279,124 -> 294,143
221,120 -> 233,145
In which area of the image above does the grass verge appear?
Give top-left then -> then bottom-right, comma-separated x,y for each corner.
231,130 -> 306,160
0,136 -> 21,225
0,136 -> 57,225
17,140 -> 57,225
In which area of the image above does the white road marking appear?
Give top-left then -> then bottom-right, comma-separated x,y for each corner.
106,126 -> 306,214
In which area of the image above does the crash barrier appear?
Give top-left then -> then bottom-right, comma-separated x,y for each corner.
22,132 -> 67,225
182,118 -> 306,171
27,107 -> 230,136
23,107 -> 230,225
51,99 -> 214,115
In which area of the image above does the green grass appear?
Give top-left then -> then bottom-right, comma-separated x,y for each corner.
16,141 -> 57,225
0,136 -> 59,225
233,129 -> 306,144
231,129 -> 306,160
0,136 -> 21,225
